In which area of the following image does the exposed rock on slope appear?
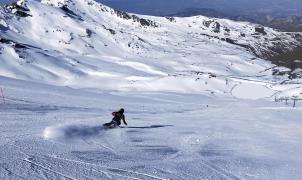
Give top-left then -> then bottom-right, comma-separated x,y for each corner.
0,0 -> 301,95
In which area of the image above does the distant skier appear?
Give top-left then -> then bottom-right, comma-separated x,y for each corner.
103,108 -> 127,128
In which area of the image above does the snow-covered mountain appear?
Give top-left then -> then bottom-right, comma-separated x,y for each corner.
1,0 -> 302,98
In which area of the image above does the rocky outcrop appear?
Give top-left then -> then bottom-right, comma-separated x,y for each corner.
5,0 -> 31,17
165,17 -> 176,22
254,26 -> 266,35
60,5 -> 83,21
114,9 -> 158,27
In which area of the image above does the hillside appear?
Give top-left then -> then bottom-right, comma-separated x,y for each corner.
1,0 -> 302,98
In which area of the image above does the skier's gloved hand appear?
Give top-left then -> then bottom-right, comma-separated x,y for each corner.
125,122 -> 128,125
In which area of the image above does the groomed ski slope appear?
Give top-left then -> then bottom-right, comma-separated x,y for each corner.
1,76 -> 302,180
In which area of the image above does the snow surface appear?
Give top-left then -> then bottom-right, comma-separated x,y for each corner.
1,76 -> 302,180
0,0 -> 301,98
1,0 -> 302,179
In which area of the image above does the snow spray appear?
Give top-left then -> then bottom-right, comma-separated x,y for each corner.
0,88 -> 5,104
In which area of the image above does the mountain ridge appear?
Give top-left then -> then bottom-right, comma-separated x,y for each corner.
166,8 -> 302,32
0,0 -> 302,98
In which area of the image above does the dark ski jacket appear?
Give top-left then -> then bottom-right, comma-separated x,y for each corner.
112,111 -> 127,126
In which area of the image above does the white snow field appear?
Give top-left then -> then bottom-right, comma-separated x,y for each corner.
1,0 -> 302,179
1,76 -> 302,180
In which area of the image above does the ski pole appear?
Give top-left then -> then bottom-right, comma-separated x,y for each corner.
0,87 -> 5,104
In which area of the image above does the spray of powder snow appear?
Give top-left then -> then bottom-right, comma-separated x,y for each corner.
43,124 -> 105,140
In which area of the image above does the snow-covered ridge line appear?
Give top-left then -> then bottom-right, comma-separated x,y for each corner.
4,0 -> 302,58
40,0 -> 159,27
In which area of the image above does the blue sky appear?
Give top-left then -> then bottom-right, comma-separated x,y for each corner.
1,0 -> 302,16
97,0 -> 302,16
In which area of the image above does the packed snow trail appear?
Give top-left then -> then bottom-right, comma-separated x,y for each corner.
1,77 -> 302,180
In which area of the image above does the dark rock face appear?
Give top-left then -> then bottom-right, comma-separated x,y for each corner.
0,36 -> 35,60
139,18 -> 152,26
225,38 -> 236,44
101,25 -> 116,35
165,17 -> 176,22
291,33 -> 302,41
132,15 -> 158,27
5,2 -> 32,17
223,38 -> 252,52
212,22 -> 220,33
61,5 -> 83,21
255,27 -> 267,35
269,47 -> 302,70
0,36 -> 39,50
202,20 -> 220,33
86,29 -> 93,37
203,20 -> 213,28
114,10 -> 132,20
0,37 -> 11,44
114,9 -> 158,27
107,28 -> 116,35
224,28 -> 230,33
261,33 -> 302,71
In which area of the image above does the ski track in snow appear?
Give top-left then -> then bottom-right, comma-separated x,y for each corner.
1,77 -> 302,179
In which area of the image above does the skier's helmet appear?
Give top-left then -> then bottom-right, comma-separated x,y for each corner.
119,108 -> 124,114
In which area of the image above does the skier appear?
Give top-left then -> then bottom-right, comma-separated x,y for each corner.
103,108 -> 127,128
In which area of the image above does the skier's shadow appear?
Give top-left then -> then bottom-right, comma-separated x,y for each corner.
122,125 -> 173,129
63,125 -> 172,138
